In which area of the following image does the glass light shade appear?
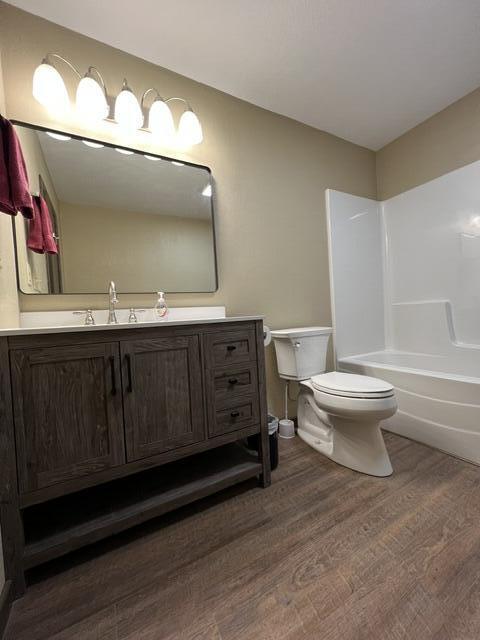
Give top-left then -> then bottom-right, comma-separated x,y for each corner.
76,76 -> 109,123
32,62 -> 70,114
148,99 -> 175,141
114,85 -> 143,131
178,109 -> 203,145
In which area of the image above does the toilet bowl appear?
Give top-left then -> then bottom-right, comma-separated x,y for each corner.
271,327 -> 398,477
297,373 -> 396,477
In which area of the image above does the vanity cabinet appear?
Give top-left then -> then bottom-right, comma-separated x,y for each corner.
204,327 -> 261,438
121,336 -> 204,461
10,343 -> 125,493
0,319 -> 269,599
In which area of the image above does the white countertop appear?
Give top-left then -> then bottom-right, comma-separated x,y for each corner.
0,307 -> 263,337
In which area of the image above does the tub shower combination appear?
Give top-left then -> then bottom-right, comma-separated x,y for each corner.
326,162 -> 480,465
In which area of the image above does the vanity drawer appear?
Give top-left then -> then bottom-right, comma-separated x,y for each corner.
209,362 -> 258,404
209,396 -> 260,437
204,328 -> 257,368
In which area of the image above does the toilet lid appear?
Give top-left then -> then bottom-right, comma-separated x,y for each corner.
311,372 -> 394,398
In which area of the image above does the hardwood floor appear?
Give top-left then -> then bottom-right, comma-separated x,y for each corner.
6,433 -> 480,640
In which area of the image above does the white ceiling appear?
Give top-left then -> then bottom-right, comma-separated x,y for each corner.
7,0 -> 480,149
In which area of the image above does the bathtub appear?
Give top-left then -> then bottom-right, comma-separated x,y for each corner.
339,350 -> 480,465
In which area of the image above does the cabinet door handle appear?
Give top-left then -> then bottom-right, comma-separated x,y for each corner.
126,353 -> 134,392
109,356 -> 117,396
230,410 -> 240,418
228,378 -> 239,385
226,345 -> 237,352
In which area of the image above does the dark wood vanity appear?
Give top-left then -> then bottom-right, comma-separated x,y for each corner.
0,318 -> 270,598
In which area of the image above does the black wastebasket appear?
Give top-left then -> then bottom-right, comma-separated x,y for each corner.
247,414 -> 279,471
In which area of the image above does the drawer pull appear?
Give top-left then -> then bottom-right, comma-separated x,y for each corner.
228,378 -> 239,385
226,345 -> 237,352
230,410 -> 240,418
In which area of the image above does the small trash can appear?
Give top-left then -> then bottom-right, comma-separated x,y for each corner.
247,414 -> 279,471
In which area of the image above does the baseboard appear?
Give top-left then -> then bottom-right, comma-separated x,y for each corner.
0,580 -> 12,640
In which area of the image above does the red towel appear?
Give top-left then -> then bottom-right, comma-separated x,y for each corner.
0,116 -> 34,219
27,195 -> 58,254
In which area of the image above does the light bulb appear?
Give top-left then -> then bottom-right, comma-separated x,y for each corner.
76,75 -> 109,123
177,109 -> 203,146
144,154 -> 161,161
148,99 -> 175,142
115,148 -> 134,155
114,80 -> 143,132
33,61 -> 70,115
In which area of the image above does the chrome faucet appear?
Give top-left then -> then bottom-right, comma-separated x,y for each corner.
108,281 -> 118,324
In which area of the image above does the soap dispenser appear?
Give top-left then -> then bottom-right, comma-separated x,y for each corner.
154,291 -> 168,319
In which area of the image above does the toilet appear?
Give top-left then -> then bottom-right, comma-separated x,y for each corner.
271,327 -> 397,477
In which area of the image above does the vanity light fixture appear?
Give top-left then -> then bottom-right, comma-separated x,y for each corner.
32,54 -> 204,146
144,154 -> 161,161
171,161 -> 185,167
141,91 -> 203,146
32,56 -> 71,115
142,88 -> 175,143
114,79 -> 144,132
178,108 -> 203,145
76,68 -> 109,124
115,147 -> 134,155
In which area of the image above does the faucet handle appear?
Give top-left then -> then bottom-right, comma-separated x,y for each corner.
128,308 -> 146,323
73,309 -> 96,326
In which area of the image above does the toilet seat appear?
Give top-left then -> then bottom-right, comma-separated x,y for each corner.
311,371 -> 394,399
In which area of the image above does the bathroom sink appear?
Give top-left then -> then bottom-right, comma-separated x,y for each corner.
20,306 -> 227,329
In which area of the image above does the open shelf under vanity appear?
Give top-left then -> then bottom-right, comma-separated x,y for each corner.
22,443 -> 262,569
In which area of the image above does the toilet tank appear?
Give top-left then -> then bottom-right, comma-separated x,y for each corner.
271,326 -> 332,381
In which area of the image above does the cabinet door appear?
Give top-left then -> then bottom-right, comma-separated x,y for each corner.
11,343 -> 125,494
121,336 -> 205,461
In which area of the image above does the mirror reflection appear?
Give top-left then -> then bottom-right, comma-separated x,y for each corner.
13,123 -> 217,294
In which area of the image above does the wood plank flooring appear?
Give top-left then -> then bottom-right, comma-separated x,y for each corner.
6,433 -> 480,640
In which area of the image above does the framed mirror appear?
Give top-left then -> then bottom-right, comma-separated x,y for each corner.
12,121 -> 218,294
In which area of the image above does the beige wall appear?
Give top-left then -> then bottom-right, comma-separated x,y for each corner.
0,2 -> 377,414
0,45 -> 20,330
377,87 -> 480,200
59,202 -> 216,292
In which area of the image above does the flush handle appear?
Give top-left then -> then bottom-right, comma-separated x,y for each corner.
294,341 -> 301,349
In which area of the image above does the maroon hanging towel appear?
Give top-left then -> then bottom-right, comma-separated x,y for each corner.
28,195 -> 58,254
0,116 -> 34,218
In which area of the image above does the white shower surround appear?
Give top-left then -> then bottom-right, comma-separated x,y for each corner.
326,162 -> 480,465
